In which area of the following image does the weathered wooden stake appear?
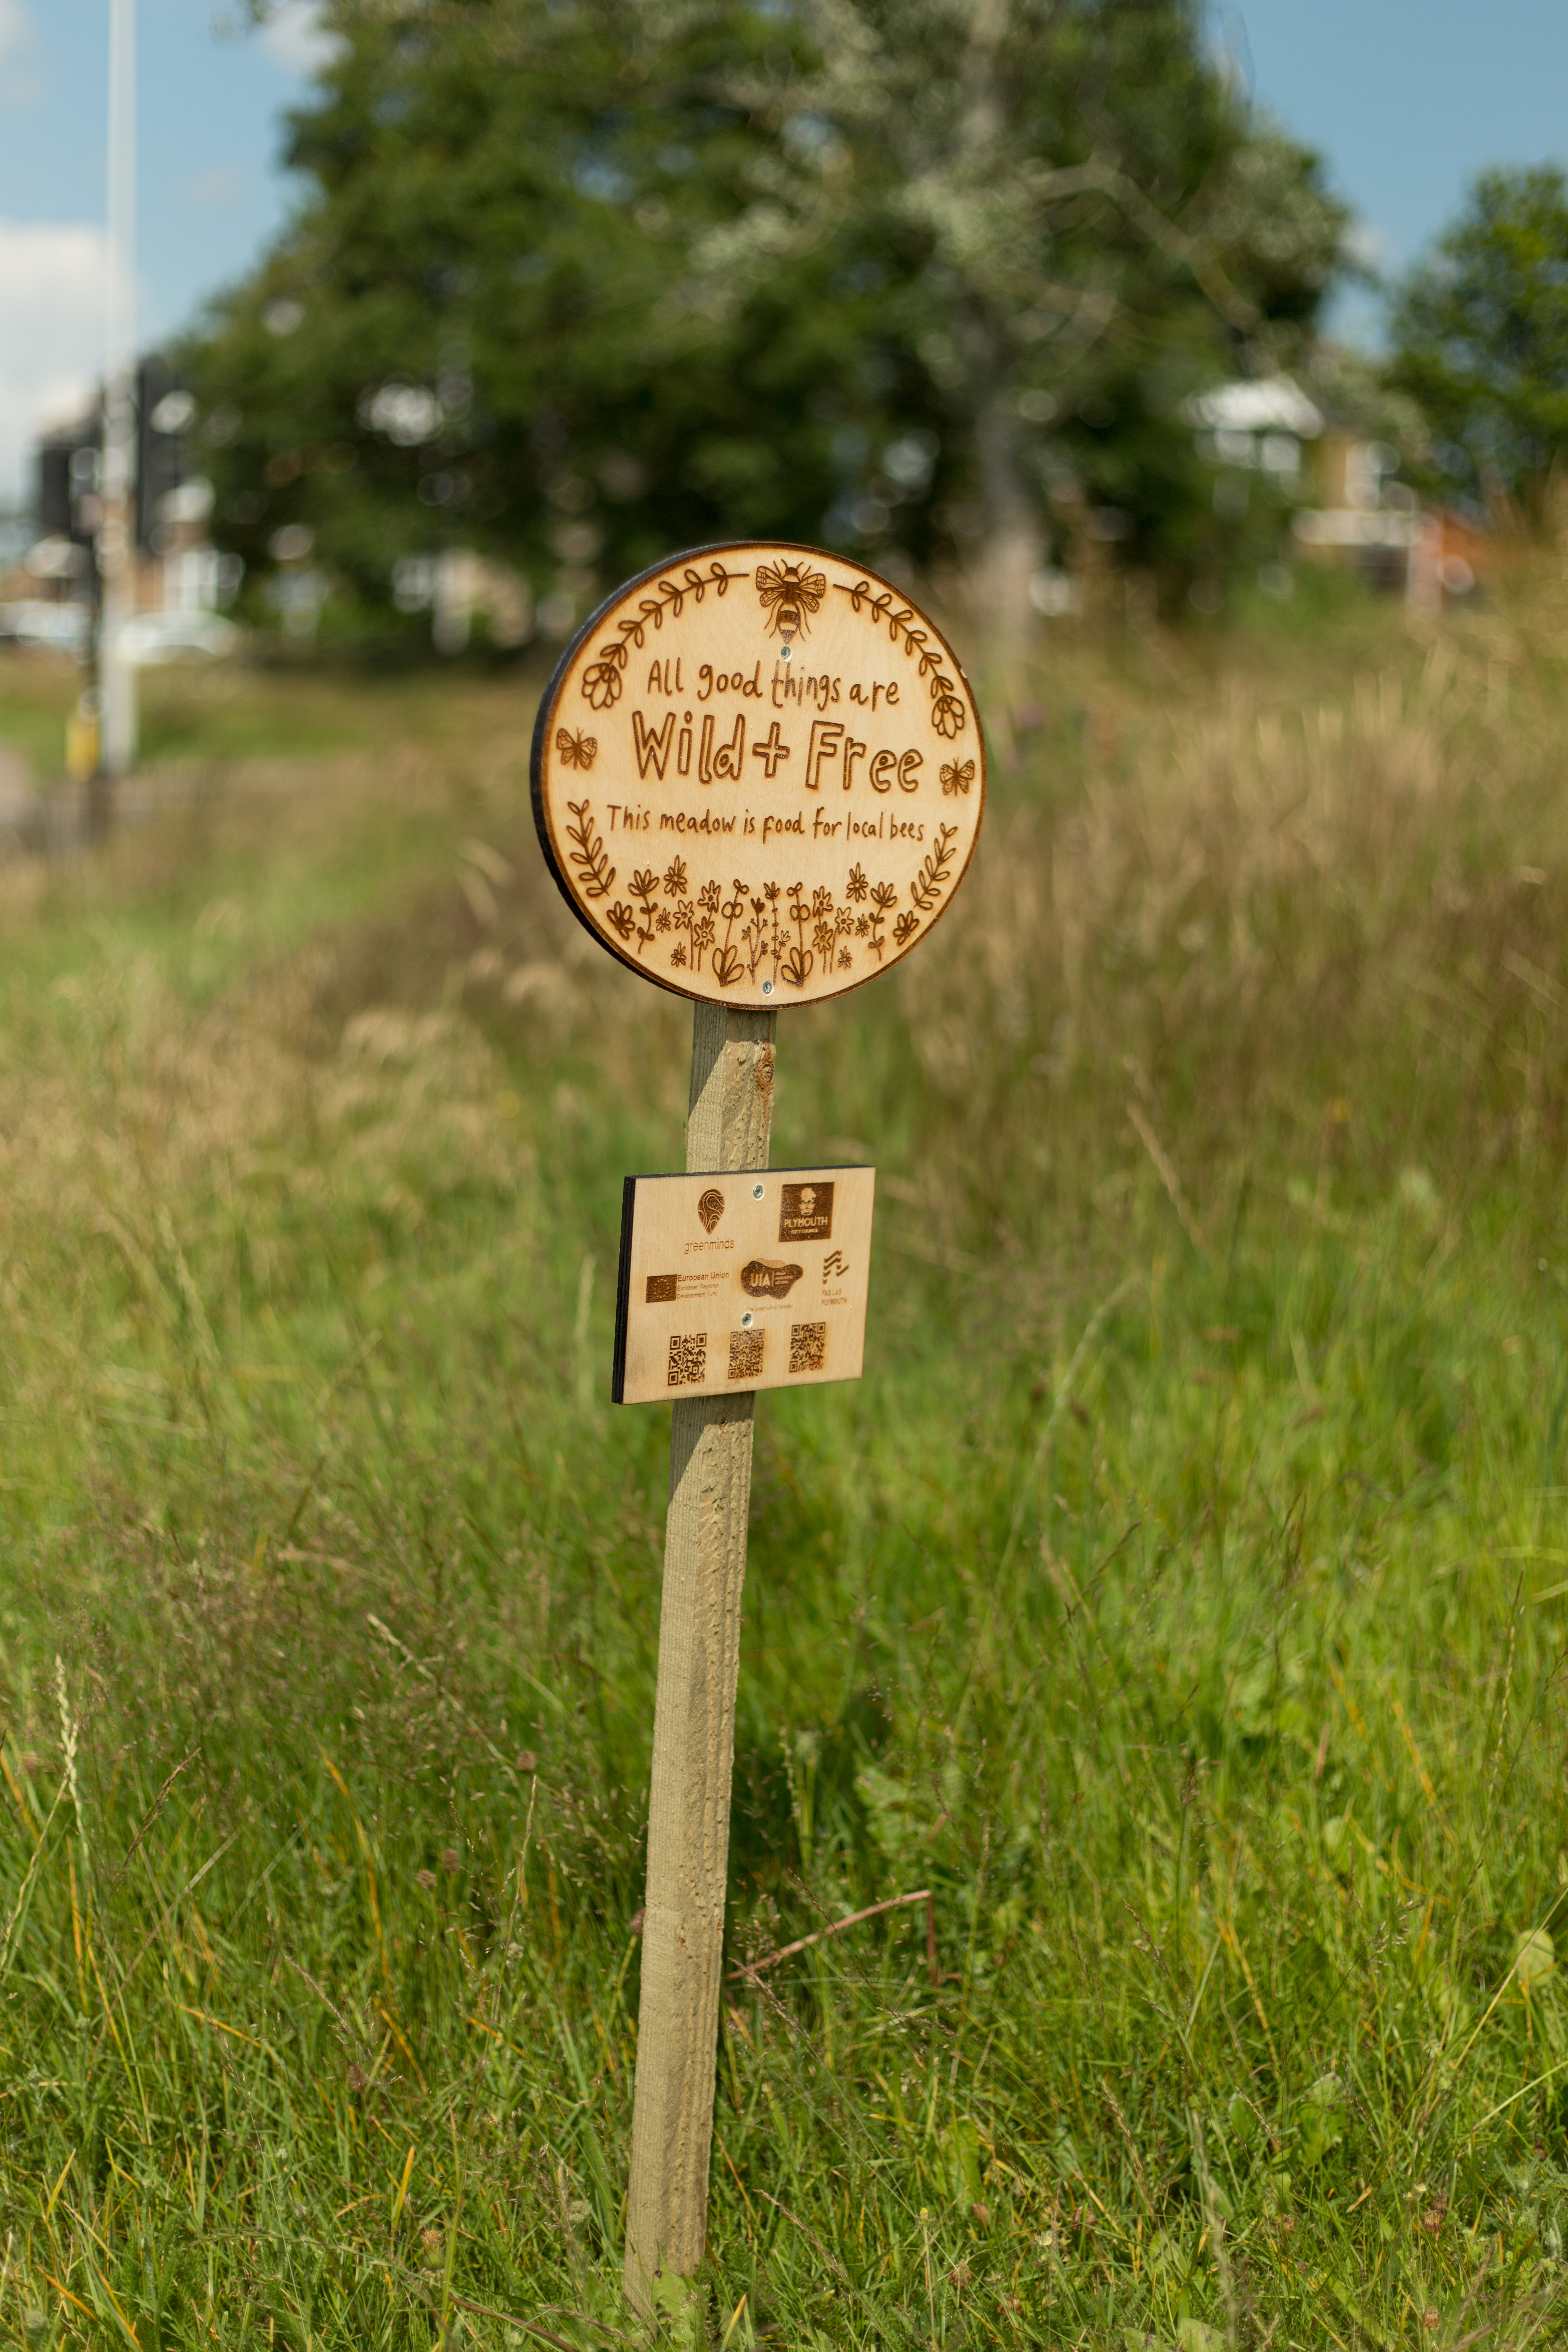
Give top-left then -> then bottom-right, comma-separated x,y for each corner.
624,1002 -> 776,2314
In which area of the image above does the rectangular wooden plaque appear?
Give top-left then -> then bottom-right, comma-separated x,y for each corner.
612,1165 -> 875,1405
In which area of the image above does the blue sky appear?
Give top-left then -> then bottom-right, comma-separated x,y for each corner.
0,0 -> 327,498
1232,0 -> 1568,340
0,0 -> 1565,499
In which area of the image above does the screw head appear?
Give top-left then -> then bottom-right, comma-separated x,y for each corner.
752,1183 -> 764,1199
742,1312 -> 754,1327
762,978 -> 774,995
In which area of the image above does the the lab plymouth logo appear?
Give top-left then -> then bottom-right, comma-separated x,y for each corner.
779,1182 -> 833,1242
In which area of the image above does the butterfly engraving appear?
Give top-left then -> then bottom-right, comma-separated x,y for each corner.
557,728 -> 598,771
940,758 -> 975,797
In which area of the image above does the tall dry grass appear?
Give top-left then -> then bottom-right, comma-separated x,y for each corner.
0,579 -> 1566,2346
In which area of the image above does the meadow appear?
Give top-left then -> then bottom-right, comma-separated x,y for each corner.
0,567 -> 1565,2350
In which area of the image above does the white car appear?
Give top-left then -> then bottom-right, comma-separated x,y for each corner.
118,612 -> 243,666
0,599 -> 91,653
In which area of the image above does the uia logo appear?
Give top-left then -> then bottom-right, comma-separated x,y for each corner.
697,1187 -> 725,1234
740,1259 -> 803,1298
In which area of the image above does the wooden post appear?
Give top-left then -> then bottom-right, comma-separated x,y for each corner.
528,536 -> 983,2319
624,1001 -> 775,2314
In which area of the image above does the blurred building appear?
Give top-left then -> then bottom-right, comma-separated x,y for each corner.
1,357 -> 242,657
1187,371 -> 1488,610
391,549 -> 534,652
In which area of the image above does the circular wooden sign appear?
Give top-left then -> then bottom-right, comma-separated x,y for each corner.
530,541 -> 985,1008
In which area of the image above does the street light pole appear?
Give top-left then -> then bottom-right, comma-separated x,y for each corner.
96,0 -> 138,816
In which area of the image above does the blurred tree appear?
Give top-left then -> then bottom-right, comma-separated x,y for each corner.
1388,166 -> 1568,526
196,0 -> 1348,642
742,2 -> 1347,637
191,1 -> 895,633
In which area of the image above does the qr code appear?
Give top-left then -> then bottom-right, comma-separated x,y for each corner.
667,1332 -> 708,1387
727,1327 -> 765,1382
788,1322 -> 826,1374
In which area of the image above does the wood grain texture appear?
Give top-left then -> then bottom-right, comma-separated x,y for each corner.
624,1003 -> 775,2311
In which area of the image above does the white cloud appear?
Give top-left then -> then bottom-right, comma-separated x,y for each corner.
257,0 -> 341,78
182,167 -> 247,210
1345,220 -> 1394,276
0,220 -> 113,506
0,0 -> 41,105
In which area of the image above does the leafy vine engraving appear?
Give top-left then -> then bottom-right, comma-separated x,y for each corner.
833,579 -> 968,739
580,562 -> 746,710
629,868 -> 662,951
564,798 -> 615,899
910,822 -> 959,912
866,880 -> 897,960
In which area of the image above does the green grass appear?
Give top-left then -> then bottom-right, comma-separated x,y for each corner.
0,588 -> 1566,2351
0,644 -> 545,775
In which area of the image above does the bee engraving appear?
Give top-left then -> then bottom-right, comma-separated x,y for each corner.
755,560 -> 827,643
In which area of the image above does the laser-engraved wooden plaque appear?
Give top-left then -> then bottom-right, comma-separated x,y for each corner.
531,543 -> 984,1008
612,1165 -> 875,1405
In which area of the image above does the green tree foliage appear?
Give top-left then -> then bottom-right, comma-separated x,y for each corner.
762,3 -> 1346,628
1388,165 -> 1568,523
189,0 -> 1349,633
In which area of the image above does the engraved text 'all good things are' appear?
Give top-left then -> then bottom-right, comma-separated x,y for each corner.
530,543 -> 986,1008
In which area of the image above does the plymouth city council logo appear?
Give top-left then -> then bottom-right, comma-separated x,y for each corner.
779,1182 -> 833,1242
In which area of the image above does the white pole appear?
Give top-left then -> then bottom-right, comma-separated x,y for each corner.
98,0 -> 138,788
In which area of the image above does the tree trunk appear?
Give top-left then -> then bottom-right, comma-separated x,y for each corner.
953,2 -> 1043,673
963,301 -> 1044,675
